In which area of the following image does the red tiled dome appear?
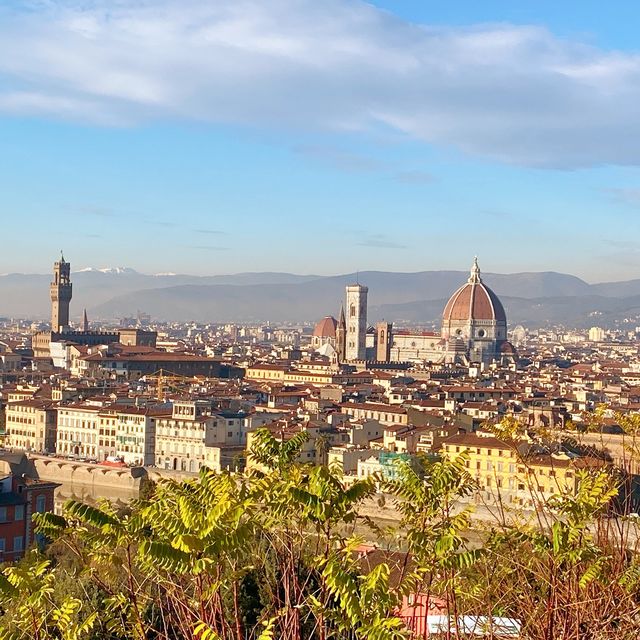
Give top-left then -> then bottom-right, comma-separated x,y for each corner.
442,259 -> 506,323
313,316 -> 337,338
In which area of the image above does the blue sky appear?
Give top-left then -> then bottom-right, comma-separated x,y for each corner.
1,0 -> 640,281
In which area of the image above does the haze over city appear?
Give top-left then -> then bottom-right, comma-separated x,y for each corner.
2,0 -> 640,279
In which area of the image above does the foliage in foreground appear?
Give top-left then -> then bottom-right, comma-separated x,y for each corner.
0,428 -> 639,639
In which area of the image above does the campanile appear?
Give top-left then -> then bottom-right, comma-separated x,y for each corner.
50,253 -> 72,332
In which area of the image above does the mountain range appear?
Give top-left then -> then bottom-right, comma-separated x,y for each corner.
2,268 -> 640,328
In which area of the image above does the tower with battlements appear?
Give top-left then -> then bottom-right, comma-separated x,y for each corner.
50,253 -> 72,332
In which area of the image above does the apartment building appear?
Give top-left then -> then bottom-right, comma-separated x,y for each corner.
441,431 -> 605,507
56,402 -> 104,459
5,399 -> 57,452
97,406 -> 171,466
155,401 -> 245,471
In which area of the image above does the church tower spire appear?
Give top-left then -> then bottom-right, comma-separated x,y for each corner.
82,308 -> 89,332
50,253 -> 72,332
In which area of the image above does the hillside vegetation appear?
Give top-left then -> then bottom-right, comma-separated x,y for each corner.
0,427 -> 639,639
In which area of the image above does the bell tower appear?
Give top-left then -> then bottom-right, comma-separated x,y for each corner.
50,252 -> 72,332
345,283 -> 368,361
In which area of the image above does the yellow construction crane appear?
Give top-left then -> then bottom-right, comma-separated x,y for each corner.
144,369 -> 203,401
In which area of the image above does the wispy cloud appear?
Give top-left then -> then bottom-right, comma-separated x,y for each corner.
2,1 -> 639,168
601,239 -> 640,253
294,145 -> 385,173
357,234 -> 406,249
603,188 -> 640,207
188,245 -> 230,251
193,228 -> 227,235
143,218 -> 178,228
73,205 -> 115,218
394,170 -> 434,185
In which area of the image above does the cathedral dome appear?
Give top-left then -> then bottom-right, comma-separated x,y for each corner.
442,258 -> 506,324
313,316 -> 338,339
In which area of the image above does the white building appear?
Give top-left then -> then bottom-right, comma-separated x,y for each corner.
345,284 -> 368,361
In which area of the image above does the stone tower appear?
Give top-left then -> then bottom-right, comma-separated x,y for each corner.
345,284 -> 368,361
376,321 -> 393,362
50,253 -> 72,332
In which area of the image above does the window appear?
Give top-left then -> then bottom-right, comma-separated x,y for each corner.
0,538 -> 4,553
13,536 -> 24,553
0,507 -> 6,523
36,495 -> 46,513
14,505 -> 24,521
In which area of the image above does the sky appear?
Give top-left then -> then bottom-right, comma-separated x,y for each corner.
2,0 -> 640,282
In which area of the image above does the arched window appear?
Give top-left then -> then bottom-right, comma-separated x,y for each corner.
350,304 -> 356,317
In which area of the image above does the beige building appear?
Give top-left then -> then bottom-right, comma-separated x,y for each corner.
340,402 -> 409,426
327,446 -> 377,474
441,431 -> 606,508
56,402 -> 103,459
5,399 -> 57,453
101,406 -> 170,466
155,401 -> 245,472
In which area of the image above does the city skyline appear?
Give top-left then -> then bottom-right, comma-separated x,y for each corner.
2,1 -> 640,279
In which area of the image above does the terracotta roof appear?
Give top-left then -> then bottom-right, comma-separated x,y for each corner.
313,316 -> 338,339
443,432 -> 513,450
443,280 -> 506,323
340,402 -> 407,413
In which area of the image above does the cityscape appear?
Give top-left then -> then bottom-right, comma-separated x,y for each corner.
2,252 -> 640,636
2,1 -> 640,638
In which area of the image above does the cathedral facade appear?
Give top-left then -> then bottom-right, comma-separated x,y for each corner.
314,259 -> 515,367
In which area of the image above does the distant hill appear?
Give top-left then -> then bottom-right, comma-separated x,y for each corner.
0,270 -> 321,320
3,267 -> 640,327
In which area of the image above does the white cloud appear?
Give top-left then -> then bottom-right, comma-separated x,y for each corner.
1,0 -> 640,168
